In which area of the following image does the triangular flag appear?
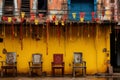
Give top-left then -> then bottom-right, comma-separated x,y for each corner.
72,13 -> 76,19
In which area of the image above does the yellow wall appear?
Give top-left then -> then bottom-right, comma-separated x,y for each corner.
0,23 -> 111,75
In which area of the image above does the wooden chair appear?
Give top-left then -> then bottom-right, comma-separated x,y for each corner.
73,52 -> 86,77
1,52 -> 17,77
51,54 -> 64,76
28,53 -> 42,76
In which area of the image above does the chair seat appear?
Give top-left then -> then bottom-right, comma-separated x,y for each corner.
52,65 -> 64,68
73,66 -> 86,68
30,66 -> 42,69
1,65 -> 17,69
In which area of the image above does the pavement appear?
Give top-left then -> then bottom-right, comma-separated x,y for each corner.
0,76 -> 119,80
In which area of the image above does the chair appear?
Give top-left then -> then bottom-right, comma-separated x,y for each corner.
1,52 -> 17,77
72,52 -> 86,77
28,53 -> 42,76
51,54 -> 64,76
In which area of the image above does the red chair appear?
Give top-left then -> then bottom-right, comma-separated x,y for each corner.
51,54 -> 64,76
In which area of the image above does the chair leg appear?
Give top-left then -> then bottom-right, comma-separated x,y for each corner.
40,68 -> 42,76
73,68 -> 75,77
62,68 -> 64,76
1,69 -> 3,77
82,68 -> 86,76
52,68 -> 55,77
29,68 -> 32,76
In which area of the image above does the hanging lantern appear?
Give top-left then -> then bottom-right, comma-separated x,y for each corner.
72,13 -> 76,19
91,12 -> 95,21
8,17 -> 12,23
62,14 -> 67,21
52,15 -> 56,21
61,20 -> 64,26
39,14 -> 43,19
55,20 -> 58,25
102,10 -> 105,17
12,17 -> 17,22
46,18 -> 50,23
2,16 -> 8,21
30,13 -> 35,21
35,19 -> 39,25
21,12 -> 25,18
79,12 -> 85,22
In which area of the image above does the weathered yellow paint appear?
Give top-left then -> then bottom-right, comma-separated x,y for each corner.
0,24 -> 111,75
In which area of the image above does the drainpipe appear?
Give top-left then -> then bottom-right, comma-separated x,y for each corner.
114,0 -> 118,22
14,0 -> 19,16
97,0 -> 102,20
118,0 -> 120,25
104,0 -> 111,20
0,0 -> 3,21
32,0 -> 38,14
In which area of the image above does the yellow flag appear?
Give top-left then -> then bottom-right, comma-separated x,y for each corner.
55,20 -> 58,25
35,19 -> 39,25
21,12 -> 25,18
80,18 -> 84,22
72,13 -> 76,19
61,21 -> 64,26
8,17 -> 12,23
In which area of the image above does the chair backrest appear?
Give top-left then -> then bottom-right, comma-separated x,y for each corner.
53,54 -> 63,65
6,52 -> 16,64
74,52 -> 82,63
32,53 -> 42,64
